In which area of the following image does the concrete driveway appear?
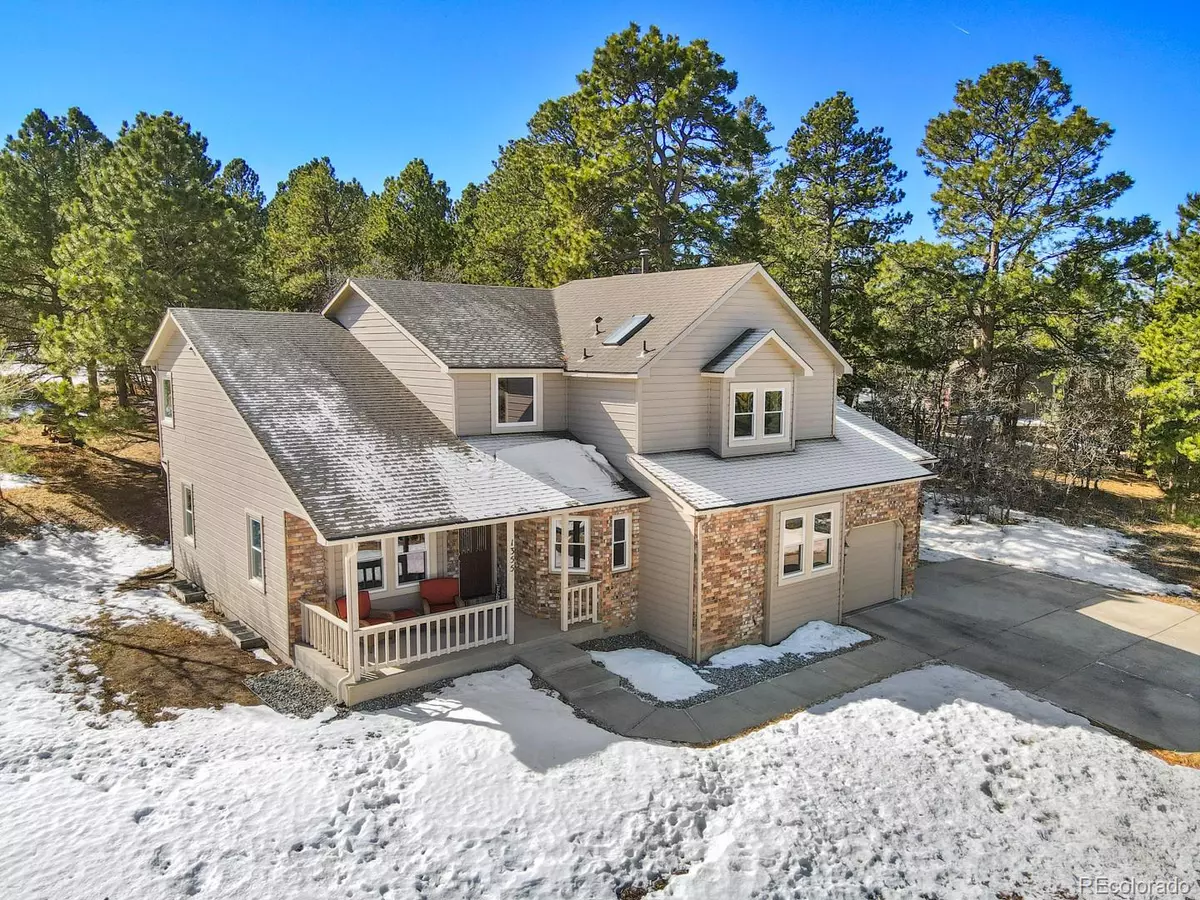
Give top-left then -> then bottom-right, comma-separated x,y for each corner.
846,557 -> 1200,751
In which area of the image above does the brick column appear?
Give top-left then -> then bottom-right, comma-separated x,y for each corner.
696,506 -> 768,659
284,512 -> 328,649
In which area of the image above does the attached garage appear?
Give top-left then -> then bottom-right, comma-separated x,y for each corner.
843,520 -> 902,613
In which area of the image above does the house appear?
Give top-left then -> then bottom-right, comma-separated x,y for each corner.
141,263 -> 935,703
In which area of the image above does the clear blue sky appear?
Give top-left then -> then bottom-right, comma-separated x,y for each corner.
5,0 -> 1199,239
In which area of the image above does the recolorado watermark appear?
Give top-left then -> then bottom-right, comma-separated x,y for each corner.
1076,875 -> 1196,897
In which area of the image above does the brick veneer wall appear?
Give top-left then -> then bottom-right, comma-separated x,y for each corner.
843,481 -> 923,597
511,508 -> 640,629
284,512 -> 328,649
696,506 -> 768,659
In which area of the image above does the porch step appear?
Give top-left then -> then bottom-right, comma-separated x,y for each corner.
515,641 -> 593,677
543,663 -> 620,701
167,579 -> 207,604
218,619 -> 267,651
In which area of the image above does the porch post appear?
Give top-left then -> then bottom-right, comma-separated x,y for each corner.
505,519 -> 515,644
559,513 -> 569,632
343,540 -> 361,682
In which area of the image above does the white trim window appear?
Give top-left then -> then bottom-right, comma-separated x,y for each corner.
729,382 -> 789,445
779,503 -> 839,583
550,516 -> 589,574
181,483 -> 195,544
611,514 -> 631,572
356,540 -> 384,592
493,374 -> 540,430
160,372 -> 174,427
247,512 -> 265,588
396,533 -> 429,586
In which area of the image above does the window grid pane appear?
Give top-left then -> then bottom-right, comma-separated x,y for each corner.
397,534 -> 428,583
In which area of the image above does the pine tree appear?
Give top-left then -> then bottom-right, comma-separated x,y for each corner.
45,112 -> 250,405
0,108 -> 109,352
265,158 -> 366,309
762,92 -> 909,358
918,57 -> 1153,380
1134,194 -> 1200,495
364,159 -> 455,281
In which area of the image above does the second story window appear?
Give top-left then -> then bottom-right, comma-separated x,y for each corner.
729,383 -> 790,445
493,374 -> 539,430
160,372 -> 174,427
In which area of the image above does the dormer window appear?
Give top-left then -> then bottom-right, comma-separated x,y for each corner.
493,374 -> 541,431
729,382 -> 790,445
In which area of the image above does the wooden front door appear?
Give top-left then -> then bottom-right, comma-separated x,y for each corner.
458,525 -> 493,600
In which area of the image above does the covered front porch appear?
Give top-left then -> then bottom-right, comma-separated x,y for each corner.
286,507 -> 638,703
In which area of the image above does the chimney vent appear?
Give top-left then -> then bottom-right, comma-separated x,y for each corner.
639,248 -> 651,274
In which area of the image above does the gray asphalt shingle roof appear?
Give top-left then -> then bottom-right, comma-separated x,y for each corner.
338,264 -> 759,374
349,278 -> 564,369
701,327 -> 772,374
170,309 -> 639,540
631,407 -> 935,511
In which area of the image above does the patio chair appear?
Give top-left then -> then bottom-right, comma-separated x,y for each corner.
420,577 -> 463,616
335,589 -> 405,626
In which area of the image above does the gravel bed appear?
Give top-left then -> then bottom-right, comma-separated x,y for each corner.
578,630 -> 880,709
245,668 -> 341,718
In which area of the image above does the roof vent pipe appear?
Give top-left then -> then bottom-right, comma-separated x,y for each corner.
593,315 -> 603,336
639,248 -> 650,274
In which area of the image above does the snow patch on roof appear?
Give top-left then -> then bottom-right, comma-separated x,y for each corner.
493,439 -> 626,506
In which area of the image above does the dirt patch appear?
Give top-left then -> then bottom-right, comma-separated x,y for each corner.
72,614 -> 273,725
0,419 -> 166,546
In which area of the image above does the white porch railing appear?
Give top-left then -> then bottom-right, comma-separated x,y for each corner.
356,598 -> 514,674
301,602 -> 350,669
561,580 -> 600,629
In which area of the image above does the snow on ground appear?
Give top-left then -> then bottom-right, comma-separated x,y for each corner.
705,621 -> 871,669
2,530 -> 1200,899
922,497 -> 1193,595
0,472 -> 43,491
589,648 -> 716,701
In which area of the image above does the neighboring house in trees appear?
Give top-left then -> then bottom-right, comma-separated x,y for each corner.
142,263 -> 935,702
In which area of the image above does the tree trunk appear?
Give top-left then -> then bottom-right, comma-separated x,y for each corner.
115,366 -> 130,408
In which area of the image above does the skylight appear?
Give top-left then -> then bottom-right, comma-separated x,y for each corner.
602,313 -> 653,346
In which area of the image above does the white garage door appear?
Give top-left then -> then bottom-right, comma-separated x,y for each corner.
844,521 -> 901,612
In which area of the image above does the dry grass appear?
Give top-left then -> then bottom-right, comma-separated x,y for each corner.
72,613 -> 274,725
0,419 -> 167,545
1151,749 -> 1200,770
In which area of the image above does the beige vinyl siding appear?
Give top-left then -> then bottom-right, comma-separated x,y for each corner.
542,373 -> 567,431
453,371 -> 567,436
331,291 -> 456,430
640,273 -> 838,452
719,340 -> 803,458
158,331 -> 307,657
631,474 -> 695,655
764,493 -> 844,643
566,377 -> 639,460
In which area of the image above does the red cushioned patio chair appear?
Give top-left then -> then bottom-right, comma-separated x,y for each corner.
334,589 -> 419,626
420,577 -> 463,616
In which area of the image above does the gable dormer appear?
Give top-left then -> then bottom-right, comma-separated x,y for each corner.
702,329 -> 814,457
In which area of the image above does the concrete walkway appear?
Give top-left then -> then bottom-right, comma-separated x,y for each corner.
517,637 -> 929,745
847,557 -> 1200,751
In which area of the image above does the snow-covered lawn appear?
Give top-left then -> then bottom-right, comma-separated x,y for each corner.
922,498 -> 1193,595
705,621 -> 870,669
3,530 -> 1199,899
588,648 -> 716,701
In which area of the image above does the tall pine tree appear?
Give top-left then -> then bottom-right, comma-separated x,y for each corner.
265,157 -> 366,309
364,159 -> 455,281
46,112 -> 249,405
761,92 -> 909,361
